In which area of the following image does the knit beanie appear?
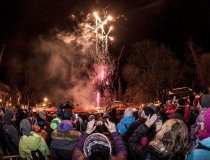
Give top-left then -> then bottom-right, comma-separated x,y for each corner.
83,133 -> 111,160
50,118 -> 62,130
38,111 -> 46,119
33,125 -> 41,132
57,120 -> 73,132
204,107 -> 210,133
20,119 -> 32,136
147,103 -> 157,112
124,107 -> 133,117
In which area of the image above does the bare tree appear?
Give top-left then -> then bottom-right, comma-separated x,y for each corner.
199,53 -> 210,89
187,39 -> 210,91
6,56 -> 22,105
122,40 -> 181,103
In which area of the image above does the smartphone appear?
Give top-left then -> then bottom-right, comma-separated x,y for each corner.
156,116 -> 160,122
75,114 -> 78,118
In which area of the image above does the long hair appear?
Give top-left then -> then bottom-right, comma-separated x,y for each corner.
154,119 -> 190,159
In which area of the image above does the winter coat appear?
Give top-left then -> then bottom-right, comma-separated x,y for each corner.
2,115 -> 20,155
183,105 -> 190,124
128,124 -> 185,160
123,118 -> 156,144
116,116 -> 135,136
72,132 -> 128,160
190,108 -> 207,144
37,117 -> 46,129
166,104 -> 176,115
187,137 -> 210,160
0,115 -> 9,156
50,129 -> 81,160
123,118 -> 146,143
19,131 -> 49,160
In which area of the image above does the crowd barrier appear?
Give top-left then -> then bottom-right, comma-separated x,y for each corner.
0,155 -> 21,160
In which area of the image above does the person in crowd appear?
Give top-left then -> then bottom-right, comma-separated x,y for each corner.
72,119 -> 128,160
117,107 -> 135,136
165,102 -> 176,116
88,114 -> 95,121
19,130 -> 49,160
37,111 -> 47,129
188,95 -> 199,126
109,108 -> 120,125
190,94 -> 210,144
187,107 -> 210,159
44,117 -> 61,146
32,124 -> 47,140
167,98 -> 186,120
200,93 -> 210,108
74,115 -> 84,132
63,102 -> 74,119
57,103 -> 64,120
15,105 -> 25,128
81,114 -> 88,131
0,108 -> 8,156
2,108 -> 20,155
28,112 -> 37,126
123,106 -> 156,144
116,111 -> 123,122
128,115 -> 190,160
50,120 -> 81,160
183,96 -> 195,125
20,113 -> 32,136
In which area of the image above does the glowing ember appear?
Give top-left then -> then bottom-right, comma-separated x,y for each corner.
96,92 -> 100,109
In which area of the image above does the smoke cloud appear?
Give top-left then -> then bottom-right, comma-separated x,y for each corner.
33,14 -> 98,108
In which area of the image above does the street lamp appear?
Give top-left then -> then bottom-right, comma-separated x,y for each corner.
43,97 -> 48,102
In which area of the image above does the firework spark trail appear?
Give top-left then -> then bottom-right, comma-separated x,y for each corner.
56,10 -> 121,109
97,91 -> 100,109
0,44 -> 5,64
112,45 -> 125,88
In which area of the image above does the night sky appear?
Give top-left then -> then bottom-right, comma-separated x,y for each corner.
1,0 -> 210,81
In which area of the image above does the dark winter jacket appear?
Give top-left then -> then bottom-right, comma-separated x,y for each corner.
50,130 -> 81,160
37,117 -> 46,129
123,118 -> 156,144
2,115 -> 20,155
72,132 -> 128,160
123,118 -> 146,143
128,124 -> 185,160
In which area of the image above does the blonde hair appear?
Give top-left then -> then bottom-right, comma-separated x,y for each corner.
153,119 -> 190,159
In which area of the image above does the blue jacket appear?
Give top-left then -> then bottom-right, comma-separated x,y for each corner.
187,137 -> 210,160
117,116 -> 135,136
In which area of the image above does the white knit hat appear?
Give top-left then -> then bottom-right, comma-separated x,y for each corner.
124,107 -> 133,117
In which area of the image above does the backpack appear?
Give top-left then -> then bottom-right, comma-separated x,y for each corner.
31,149 -> 45,160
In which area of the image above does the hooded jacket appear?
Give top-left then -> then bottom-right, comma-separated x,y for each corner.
117,116 -> 135,136
50,129 -> 81,160
19,131 -> 49,160
2,109 -> 20,155
187,137 -> 210,160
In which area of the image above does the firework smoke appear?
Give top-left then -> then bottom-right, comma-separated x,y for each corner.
33,11 -> 114,108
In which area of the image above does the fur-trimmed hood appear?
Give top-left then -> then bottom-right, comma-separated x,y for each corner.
51,129 -> 81,142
